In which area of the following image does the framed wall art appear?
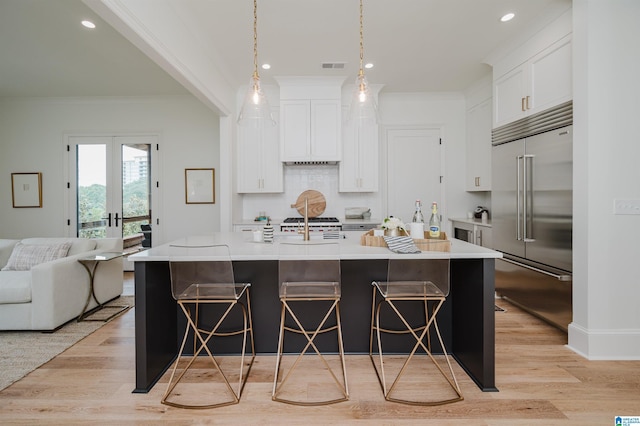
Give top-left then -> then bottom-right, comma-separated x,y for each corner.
185,168 -> 215,204
11,172 -> 43,208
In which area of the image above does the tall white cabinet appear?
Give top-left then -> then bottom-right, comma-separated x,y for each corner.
236,110 -> 283,193
466,98 -> 492,191
339,109 -> 379,192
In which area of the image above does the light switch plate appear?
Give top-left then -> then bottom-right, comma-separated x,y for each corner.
613,199 -> 640,215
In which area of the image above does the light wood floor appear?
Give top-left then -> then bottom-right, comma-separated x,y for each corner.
1,274 -> 639,424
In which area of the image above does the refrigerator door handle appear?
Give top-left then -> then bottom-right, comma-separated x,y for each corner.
524,154 -> 535,242
516,155 -> 523,241
501,257 -> 572,281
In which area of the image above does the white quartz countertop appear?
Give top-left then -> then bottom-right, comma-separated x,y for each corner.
449,217 -> 493,227
129,231 -> 502,262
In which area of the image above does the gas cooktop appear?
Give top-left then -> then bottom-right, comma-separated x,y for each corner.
282,217 -> 340,224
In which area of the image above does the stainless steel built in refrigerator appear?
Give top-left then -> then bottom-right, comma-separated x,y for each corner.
492,102 -> 573,331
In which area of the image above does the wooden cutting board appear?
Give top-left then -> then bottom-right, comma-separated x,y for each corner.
290,190 -> 326,218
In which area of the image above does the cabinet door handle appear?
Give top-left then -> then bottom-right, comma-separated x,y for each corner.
475,176 -> 480,187
526,96 -> 530,110
521,97 -> 526,112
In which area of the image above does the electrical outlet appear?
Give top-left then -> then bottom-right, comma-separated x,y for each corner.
613,199 -> 640,215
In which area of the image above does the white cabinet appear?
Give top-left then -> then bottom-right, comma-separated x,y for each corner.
339,111 -> 378,192
280,99 -> 341,162
466,98 -> 492,191
237,111 -> 283,193
475,225 -> 493,249
493,35 -> 572,128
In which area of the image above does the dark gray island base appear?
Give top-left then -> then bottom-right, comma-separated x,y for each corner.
133,257 -> 497,394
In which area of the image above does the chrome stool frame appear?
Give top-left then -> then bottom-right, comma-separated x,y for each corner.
369,258 -> 463,406
272,241 -> 349,405
162,244 -> 255,409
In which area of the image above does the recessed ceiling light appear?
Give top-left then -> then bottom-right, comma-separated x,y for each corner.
365,63 -> 374,69
81,20 -> 96,29
261,63 -> 271,70
500,13 -> 515,22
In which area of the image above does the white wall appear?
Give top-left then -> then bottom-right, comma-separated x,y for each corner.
380,92 -> 487,227
0,96 -> 219,244
569,0 -> 640,359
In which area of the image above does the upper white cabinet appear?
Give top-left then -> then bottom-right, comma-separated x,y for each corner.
276,76 -> 344,163
339,109 -> 378,192
493,34 -> 572,128
237,110 -> 283,193
280,99 -> 341,162
466,98 -> 492,191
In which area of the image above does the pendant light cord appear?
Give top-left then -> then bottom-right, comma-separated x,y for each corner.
253,0 -> 259,80
358,0 -> 365,78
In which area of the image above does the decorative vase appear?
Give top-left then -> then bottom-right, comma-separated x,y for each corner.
384,228 -> 401,237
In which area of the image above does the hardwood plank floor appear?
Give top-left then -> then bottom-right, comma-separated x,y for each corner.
0,275 -> 638,424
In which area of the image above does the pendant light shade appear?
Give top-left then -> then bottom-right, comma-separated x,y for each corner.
238,73 -> 275,127
238,0 -> 275,127
348,0 -> 378,125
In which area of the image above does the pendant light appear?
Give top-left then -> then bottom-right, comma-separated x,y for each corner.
348,0 -> 378,125
238,0 -> 275,127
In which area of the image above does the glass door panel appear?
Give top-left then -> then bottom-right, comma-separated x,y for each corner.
120,142 -> 151,240
76,139 -> 110,238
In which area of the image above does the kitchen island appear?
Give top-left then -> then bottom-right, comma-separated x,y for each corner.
129,232 -> 501,394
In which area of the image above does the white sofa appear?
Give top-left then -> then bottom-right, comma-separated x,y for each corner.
0,237 -> 123,331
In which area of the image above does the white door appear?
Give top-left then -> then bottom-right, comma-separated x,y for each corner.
66,135 -> 158,244
385,128 -> 442,224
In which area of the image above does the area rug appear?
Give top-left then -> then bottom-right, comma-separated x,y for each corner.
0,295 -> 133,391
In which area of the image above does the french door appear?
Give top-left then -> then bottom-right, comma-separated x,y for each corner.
66,135 -> 157,242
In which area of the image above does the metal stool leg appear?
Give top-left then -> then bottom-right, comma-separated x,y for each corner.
369,293 -> 463,406
272,298 -> 349,405
162,291 -> 255,409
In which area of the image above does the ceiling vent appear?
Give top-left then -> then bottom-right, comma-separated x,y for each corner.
321,62 -> 346,69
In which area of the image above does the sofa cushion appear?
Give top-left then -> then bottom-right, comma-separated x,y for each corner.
20,238 -> 96,256
1,242 -> 72,271
0,271 -> 31,304
0,239 -> 20,269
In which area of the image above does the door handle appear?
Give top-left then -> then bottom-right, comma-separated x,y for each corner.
103,213 -> 112,227
516,155 -> 523,241
114,213 -> 120,227
500,257 -> 572,281
523,154 -> 535,242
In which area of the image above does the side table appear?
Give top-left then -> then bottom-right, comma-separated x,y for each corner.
77,252 -> 126,321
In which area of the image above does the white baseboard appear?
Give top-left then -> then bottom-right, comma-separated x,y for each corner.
567,322 -> 640,360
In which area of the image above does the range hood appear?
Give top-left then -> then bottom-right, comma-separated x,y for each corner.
284,160 -> 338,166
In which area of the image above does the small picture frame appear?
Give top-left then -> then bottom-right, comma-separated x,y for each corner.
11,172 -> 43,208
185,168 -> 215,204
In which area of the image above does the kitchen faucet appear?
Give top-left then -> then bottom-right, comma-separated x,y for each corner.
298,197 -> 310,241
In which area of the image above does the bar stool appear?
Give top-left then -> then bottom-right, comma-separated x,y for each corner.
370,257 -> 463,405
161,244 -> 255,409
272,241 -> 348,405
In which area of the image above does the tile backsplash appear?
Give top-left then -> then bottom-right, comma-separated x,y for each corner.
240,164 -> 382,221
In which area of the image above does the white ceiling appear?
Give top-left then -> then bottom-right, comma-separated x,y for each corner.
0,0 -> 571,99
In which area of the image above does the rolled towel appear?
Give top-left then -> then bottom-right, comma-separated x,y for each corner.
383,235 -> 421,254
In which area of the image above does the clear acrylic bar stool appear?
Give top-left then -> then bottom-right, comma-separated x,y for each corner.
272,241 -> 349,405
162,244 -> 255,409
370,257 -> 463,405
